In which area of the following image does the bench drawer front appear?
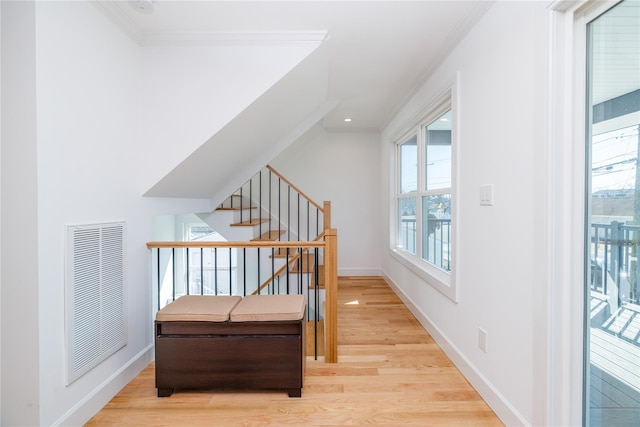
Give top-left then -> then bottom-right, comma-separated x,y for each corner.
155,335 -> 303,391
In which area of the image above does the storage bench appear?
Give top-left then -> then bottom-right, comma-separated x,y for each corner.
154,294 -> 306,398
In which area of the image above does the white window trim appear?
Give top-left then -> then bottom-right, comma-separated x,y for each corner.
389,74 -> 459,302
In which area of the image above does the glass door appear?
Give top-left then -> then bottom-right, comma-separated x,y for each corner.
585,1 -> 640,425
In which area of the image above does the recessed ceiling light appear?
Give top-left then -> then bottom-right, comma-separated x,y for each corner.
440,117 -> 449,122
129,0 -> 154,14
344,118 -> 353,122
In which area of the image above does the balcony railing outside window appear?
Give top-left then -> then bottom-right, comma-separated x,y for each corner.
399,217 -> 451,271
591,221 -> 640,305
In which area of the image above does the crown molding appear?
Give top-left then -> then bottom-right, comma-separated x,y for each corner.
91,1 -> 327,47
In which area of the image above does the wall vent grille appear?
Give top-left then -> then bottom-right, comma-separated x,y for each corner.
66,222 -> 126,385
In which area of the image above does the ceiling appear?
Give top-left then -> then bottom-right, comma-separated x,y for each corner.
97,0 -> 493,131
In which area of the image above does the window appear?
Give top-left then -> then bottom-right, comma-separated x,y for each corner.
185,223 -> 237,296
392,88 -> 456,299
398,135 -> 417,254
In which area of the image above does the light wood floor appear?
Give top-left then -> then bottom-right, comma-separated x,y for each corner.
85,276 -> 503,426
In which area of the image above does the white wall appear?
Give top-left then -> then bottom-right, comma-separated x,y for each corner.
272,129 -> 382,276
381,2 -> 549,425
34,2 -> 211,425
1,2 -> 40,425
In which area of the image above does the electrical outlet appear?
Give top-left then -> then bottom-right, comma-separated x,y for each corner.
479,328 -> 488,353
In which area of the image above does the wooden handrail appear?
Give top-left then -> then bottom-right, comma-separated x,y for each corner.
267,165 -> 324,212
146,240 -> 325,249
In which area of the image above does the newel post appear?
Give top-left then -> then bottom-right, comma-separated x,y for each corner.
324,228 -> 338,363
323,201 -> 331,231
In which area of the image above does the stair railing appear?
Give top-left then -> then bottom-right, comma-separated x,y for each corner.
220,165 -> 331,241
146,229 -> 338,362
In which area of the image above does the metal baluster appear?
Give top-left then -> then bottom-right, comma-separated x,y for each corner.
157,248 -> 161,310
286,248 -> 290,294
299,246 -> 303,295
171,248 -> 176,302
186,248 -> 190,295
214,248 -> 218,295
250,176 -> 254,224
288,186 -> 291,241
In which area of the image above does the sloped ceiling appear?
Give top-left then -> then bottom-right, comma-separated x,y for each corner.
143,42 -> 337,199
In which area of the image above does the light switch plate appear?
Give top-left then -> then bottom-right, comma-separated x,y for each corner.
480,184 -> 493,206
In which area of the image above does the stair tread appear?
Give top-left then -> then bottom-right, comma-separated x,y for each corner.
217,206 -> 256,211
231,218 -> 270,226
251,230 -> 286,241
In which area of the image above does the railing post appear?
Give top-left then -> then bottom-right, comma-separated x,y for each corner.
324,228 -> 338,363
323,201 -> 331,231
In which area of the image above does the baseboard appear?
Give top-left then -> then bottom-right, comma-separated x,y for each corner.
338,267 -> 381,277
381,273 -> 529,427
52,344 -> 154,427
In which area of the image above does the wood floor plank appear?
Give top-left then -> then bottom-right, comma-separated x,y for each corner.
85,277 -> 503,426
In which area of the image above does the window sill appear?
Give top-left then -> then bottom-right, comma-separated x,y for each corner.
389,248 -> 458,302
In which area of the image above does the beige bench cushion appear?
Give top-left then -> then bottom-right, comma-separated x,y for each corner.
156,295 -> 242,322
230,294 -> 306,322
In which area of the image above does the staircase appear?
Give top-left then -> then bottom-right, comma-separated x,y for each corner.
194,165 -> 330,355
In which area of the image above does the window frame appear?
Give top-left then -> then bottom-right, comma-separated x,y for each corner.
390,80 -> 458,302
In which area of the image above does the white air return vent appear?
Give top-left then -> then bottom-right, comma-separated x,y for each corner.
66,222 -> 126,385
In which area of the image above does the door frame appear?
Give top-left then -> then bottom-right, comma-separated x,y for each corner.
548,1 -> 623,425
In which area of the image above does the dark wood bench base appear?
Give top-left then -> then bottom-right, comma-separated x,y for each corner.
157,388 -> 174,398
287,388 -> 302,398
155,320 -> 305,398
